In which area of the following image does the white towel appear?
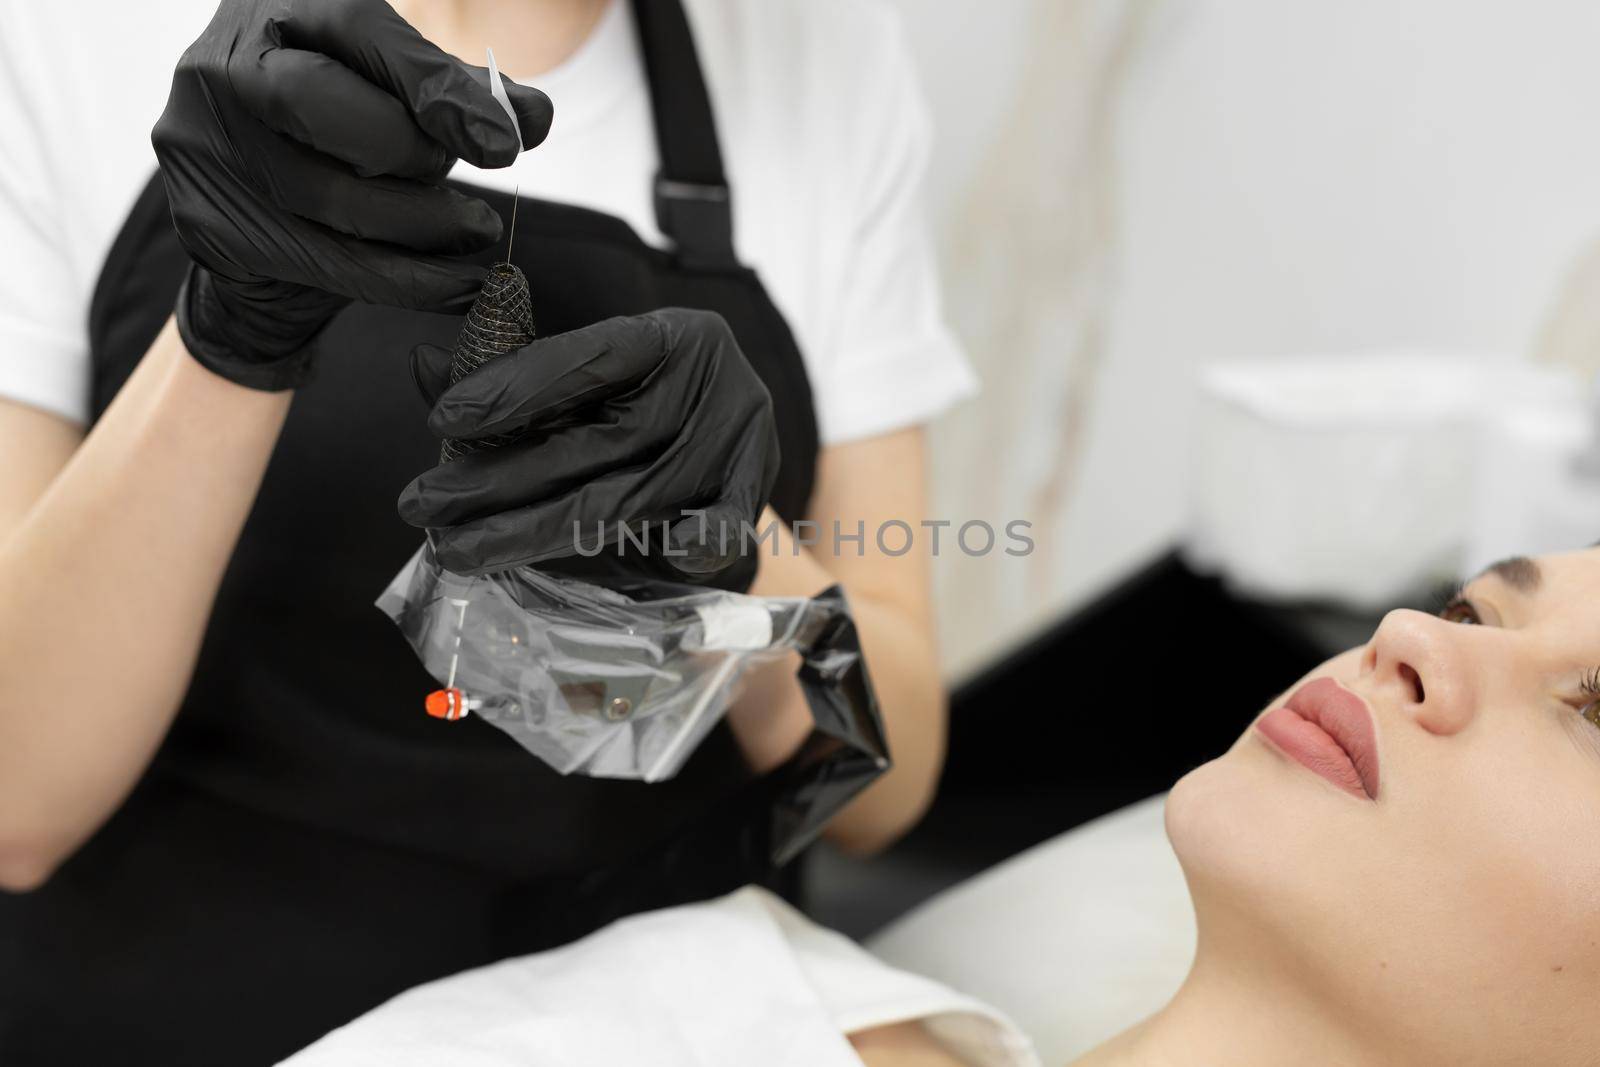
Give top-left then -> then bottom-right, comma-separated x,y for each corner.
278,886 -> 1038,1067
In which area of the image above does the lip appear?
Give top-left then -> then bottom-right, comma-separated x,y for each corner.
1254,677 -> 1381,800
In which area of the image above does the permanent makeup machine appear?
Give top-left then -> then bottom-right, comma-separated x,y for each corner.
377,57 -> 888,860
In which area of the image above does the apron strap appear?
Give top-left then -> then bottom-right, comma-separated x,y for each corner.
631,0 -> 738,270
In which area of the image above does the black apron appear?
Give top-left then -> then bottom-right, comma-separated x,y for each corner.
0,3 -> 820,1064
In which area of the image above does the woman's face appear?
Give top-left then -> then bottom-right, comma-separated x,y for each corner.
1167,547 -> 1600,1064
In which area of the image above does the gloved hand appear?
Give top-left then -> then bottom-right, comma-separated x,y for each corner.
152,0 -> 553,390
398,309 -> 781,591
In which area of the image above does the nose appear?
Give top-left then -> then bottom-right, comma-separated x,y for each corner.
1358,608 -> 1478,736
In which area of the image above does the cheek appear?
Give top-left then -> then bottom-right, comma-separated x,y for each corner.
1347,719 -> 1600,1061
1406,727 -> 1600,972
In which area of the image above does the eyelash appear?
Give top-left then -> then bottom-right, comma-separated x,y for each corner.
1435,586 -> 1477,626
1434,591 -> 1600,729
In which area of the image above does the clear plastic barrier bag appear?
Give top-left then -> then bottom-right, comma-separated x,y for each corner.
378,546 -> 888,836
377,545 -> 889,861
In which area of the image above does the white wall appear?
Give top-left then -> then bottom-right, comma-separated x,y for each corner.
890,0 -> 1600,676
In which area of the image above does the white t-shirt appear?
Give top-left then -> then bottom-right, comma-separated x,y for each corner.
0,0 -> 976,445
278,886 -> 1041,1067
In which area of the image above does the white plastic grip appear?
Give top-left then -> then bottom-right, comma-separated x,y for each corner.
485,48 -> 521,149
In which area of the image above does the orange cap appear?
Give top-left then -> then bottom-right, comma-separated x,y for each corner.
425,688 -> 467,721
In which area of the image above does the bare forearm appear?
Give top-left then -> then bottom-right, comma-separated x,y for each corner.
736,513 -> 947,854
820,591 -> 946,853
0,320 -> 290,882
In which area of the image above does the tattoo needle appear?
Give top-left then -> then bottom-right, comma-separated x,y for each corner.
506,184 -> 520,264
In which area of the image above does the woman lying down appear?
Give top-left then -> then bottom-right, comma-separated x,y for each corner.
281,548 -> 1600,1066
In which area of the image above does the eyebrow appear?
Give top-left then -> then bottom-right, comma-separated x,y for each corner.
1471,555 -> 1542,593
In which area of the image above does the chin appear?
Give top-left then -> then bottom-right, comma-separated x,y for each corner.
1164,749 -> 1267,894
1168,733 -> 1423,1011
1166,726 -> 1285,861
1164,733 -> 1374,930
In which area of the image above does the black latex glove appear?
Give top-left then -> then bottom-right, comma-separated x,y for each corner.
398,309 -> 781,590
152,0 -> 554,390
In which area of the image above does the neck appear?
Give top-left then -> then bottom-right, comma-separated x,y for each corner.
1071,941 -> 1384,1067
395,0 -> 610,78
